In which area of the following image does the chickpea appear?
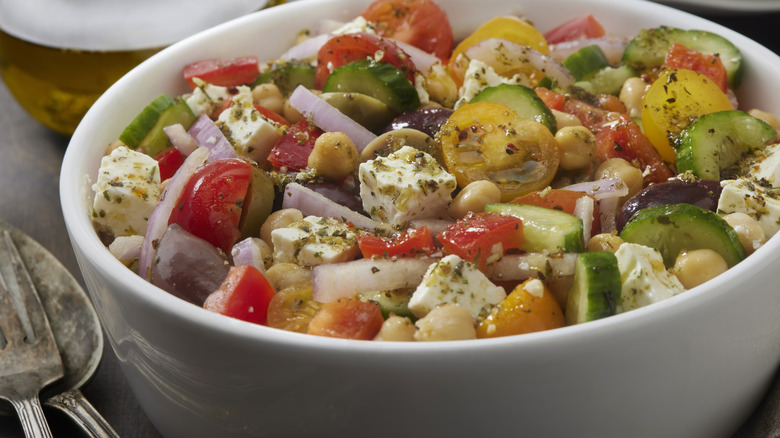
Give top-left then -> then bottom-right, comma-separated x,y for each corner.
551,109 -> 583,129
414,304 -> 477,341
671,249 -> 728,289
595,158 -> 644,204
423,64 -> 458,108
260,208 -> 303,246
251,83 -> 284,114
282,99 -> 303,124
723,212 -> 766,255
448,180 -> 502,219
619,77 -> 649,119
555,126 -> 596,171
587,232 -> 624,253
265,263 -> 312,292
374,315 -> 417,342
308,132 -> 359,181
105,139 -> 126,155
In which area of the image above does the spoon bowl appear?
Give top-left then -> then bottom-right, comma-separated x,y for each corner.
0,220 -> 116,437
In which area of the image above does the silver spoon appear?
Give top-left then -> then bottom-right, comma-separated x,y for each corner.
0,221 -> 119,437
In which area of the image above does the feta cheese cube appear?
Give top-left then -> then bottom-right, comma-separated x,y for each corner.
331,16 -> 377,35
455,59 -> 530,108
91,146 -> 161,237
615,243 -> 685,313
271,216 -> 359,267
217,92 -> 283,164
359,146 -> 457,226
408,254 -> 507,319
184,79 -> 250,117
718,178 -> 780,238
739,142 -> 780,188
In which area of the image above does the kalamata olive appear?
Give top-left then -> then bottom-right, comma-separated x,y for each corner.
151,224 -> 231,306
304,182 -> 365,214
385,106 -> 454,138
617,179 -> 722,231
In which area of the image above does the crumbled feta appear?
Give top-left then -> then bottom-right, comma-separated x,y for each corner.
615,243 -> 685,313
271,216 -> 359,267
184,78 -> 249,117
408,254 -> 507,319
331,16 -> 377,35
718,178 -> 780,238
216,92 -> 284,164
91,146 -> 161,237
455,58 -> 531,108
739,142 -> 780,188
359,146 -> 457,226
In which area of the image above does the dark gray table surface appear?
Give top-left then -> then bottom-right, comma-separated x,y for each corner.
0,5 -> 779,438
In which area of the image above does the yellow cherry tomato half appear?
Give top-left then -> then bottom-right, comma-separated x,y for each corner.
450,16 -> 550,63
476,278 -> 565,338
641,68 -> 733,163
438,101 -> 560,201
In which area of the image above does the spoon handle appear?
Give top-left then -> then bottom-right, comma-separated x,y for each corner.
46,389 -> 121,438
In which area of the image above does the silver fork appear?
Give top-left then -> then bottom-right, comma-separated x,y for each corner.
0,230 -> 64,438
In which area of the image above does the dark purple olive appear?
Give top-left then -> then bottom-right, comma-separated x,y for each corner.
151,224 -> 231,306
304,182 -> 366,215
385,106 -> 454,138
617,179 -> 722,232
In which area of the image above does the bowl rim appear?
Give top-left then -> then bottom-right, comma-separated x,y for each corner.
60,0 -> 780,354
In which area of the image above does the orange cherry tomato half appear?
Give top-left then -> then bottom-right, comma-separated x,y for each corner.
476,278 -> 565,338
307,298 -> 385,340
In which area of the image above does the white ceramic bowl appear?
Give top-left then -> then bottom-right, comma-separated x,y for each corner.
60,0 -> 780,436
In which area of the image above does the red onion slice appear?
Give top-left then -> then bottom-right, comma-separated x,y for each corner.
459,38 -> 575,88
408,218 -> 454,237
598,196 -> 620,234
562,177 -> 628,200
282,182 -> 389,232
280,33 -> 332,61
312,256 -> 440,302
289,85 -> 377,152
188,114 -> 238,161
164,123 -> 199,155
394,40 -> 439,73
231,237 -> 267,273
483,253 -> 578,282
139,146 -> 210,280
550,36 -> 628,65
574,195 -> 595,243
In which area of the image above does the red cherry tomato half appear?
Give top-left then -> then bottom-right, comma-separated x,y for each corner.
543,14 -> 605,44
169,158 -> 252,253
154,146 -> 185,182
182,56 -> 260,90
358,227 -> 435,258
307,298 -> 384,340
254,104 -> 290,127
663,43 -> 728,93
204,265 -> 276,325
314,32 -> 416,89
437,212 -> 524,269
360,0 -> 454,60
267,118 -> 324,171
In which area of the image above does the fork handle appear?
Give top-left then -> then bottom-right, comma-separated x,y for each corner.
8,395 -> 54,438
46,388 -> 121,438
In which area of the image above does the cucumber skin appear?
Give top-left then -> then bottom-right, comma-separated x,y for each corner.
675,110 -> 776,180
137,99 -> 197,157
565,251 -> 621,325
323,60 -> 420,114
563,45 -> 610,81
119,94 -> 176,148
573,65 -> 638,96
470,84 -> 557,133
255,61 -> 315,95
622,26 -> 743,89
485,203 -> 584,253
619,203 -> 746,268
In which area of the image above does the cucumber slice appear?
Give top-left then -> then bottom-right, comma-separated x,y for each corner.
565,251 -> 622,325
137,99 -> 197,157
239,167 -> 275,240
676,110 -> 776,180
323,60 -> 420,114
619,203 -> 746,268
255,61 -> 316,95
359,289 -> 415,320
320,92 -> 395,134
119,94 -> 176,148
485,203 -> 584,253
573,64 -> 638,96
622,26 -> 743,89
470,83 -> 557,133
563,45 -> 610,81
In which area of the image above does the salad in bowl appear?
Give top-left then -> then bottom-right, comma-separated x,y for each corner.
89,0 -> 778,341
60,0 -> 780,436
